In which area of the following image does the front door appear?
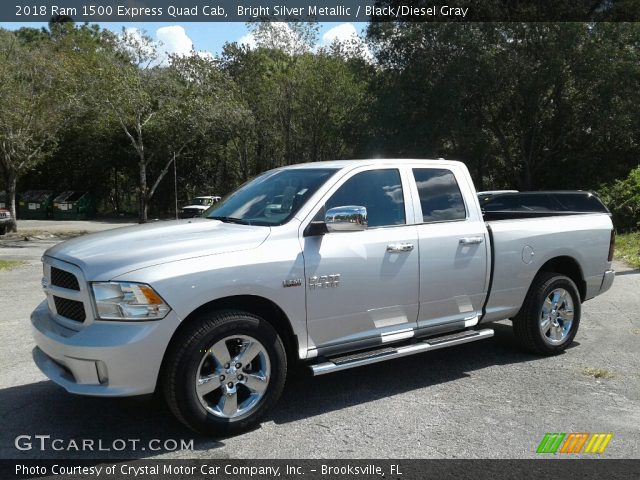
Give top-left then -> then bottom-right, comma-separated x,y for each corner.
303,168 -> 420,351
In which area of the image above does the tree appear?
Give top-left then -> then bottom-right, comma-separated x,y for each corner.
72,29 -> 178,222
69,28 -> 248,222
147,54 -> 249,214
220,23 -> 370,184
84,29 -> 168,223
0,29 -> 67,232
366,22 -> 640,190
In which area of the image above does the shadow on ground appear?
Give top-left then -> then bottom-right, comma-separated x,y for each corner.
0,383 -> 221,459
0,322 -> 562,459
268,322 -> 571,425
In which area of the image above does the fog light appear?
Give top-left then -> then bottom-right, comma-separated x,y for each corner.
96,361 -> 109,384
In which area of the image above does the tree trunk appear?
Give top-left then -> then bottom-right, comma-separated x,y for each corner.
138,161 -> 148,223
520,161 -> 534,190
140,197 -> 149,224
5,171 -> 18,233
476,158 -> 484,191
114,167 -> 120,214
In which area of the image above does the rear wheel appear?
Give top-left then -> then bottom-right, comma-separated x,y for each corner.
163,310 -> 287,436
513,273 -> 581,355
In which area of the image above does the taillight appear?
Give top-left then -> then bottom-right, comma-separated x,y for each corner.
608,229 -> 615,262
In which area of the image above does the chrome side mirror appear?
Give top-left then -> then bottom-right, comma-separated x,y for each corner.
325,206 -> 368,232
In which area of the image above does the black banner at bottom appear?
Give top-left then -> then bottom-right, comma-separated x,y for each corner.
4,459 -> 639,480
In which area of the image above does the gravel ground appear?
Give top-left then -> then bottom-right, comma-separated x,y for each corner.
0,224 -> 638,459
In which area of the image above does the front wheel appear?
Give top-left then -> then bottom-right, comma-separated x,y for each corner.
163,310 -> 287,436
513,273 -> 581,355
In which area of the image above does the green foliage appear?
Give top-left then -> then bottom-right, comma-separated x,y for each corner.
366,23 -> 640,191
599,167 -> 640,232
2,21 -> 638,225
0,28 -> 71,231
615,232 -> 640,268
219,40 -> 370,184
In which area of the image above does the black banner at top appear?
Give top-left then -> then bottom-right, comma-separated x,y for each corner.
4,0 -> 640,22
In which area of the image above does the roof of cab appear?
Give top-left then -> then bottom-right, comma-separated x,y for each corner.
279,159 -> 465,170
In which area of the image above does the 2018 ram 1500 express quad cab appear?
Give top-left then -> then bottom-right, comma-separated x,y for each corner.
31,160 -> 615,435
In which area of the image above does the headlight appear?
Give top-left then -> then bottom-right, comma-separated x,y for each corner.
91,282 -> 170,321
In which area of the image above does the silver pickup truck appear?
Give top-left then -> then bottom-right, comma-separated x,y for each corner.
31,159 -> 615,435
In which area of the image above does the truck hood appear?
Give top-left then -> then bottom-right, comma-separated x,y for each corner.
44,219 -> 270,280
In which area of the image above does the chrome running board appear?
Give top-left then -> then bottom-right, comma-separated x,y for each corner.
310,328 -> 494,376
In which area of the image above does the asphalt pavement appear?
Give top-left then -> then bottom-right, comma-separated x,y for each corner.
1,223 -> 638,459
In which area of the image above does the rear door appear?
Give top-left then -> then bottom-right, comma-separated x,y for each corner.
409,166 -> 489,330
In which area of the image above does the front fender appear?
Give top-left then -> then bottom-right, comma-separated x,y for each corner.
113,235 -> 308,358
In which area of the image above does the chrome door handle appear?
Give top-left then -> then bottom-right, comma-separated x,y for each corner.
387,243 -> 414,253
459,237 -> 484,245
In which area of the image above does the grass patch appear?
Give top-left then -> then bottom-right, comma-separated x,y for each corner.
615,232 -> 640,268
583,367 -> 615,379
0,260 -> 25,271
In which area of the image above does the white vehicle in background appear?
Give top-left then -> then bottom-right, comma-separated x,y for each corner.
180,196 -> 221,218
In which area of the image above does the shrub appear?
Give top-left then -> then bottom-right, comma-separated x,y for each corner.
598,166 -> 640,232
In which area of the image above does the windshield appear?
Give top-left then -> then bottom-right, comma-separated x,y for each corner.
191,198 -> 212,206
204,168 -> 337,226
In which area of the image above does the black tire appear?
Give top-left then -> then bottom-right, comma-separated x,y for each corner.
513,272 -> 581,355
162,310 -> 287,436
0,224 -> 6,236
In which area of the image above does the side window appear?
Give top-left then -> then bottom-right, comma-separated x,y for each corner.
325,169 -> 405,228
413,168 -> 466,222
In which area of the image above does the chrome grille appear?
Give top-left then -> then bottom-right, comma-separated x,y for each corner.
43,258 -> 91,329
51,267 -> 80,291
53,296 -> 86,322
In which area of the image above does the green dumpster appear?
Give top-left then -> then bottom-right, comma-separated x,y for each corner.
18,190 -> 54,219
53,191 -> 96,220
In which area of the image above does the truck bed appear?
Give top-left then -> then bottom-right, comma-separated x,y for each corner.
481,213 -> 613,323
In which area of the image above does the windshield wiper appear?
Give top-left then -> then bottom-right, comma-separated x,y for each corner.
208,216 -> 251,225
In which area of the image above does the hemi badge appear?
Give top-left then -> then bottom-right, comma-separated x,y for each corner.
283,279 -> 302,288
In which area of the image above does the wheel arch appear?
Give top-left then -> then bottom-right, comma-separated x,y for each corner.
158,295 -> 299,389
536,255 -> 586,301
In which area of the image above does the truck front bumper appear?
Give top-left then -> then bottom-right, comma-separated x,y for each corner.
31,300 -> 180,397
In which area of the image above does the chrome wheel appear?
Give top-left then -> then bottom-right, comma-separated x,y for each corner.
539,288 -> 574,345
195,335 -> 271,419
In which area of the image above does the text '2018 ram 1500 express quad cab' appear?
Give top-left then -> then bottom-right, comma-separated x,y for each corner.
31,160 -> 616,435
